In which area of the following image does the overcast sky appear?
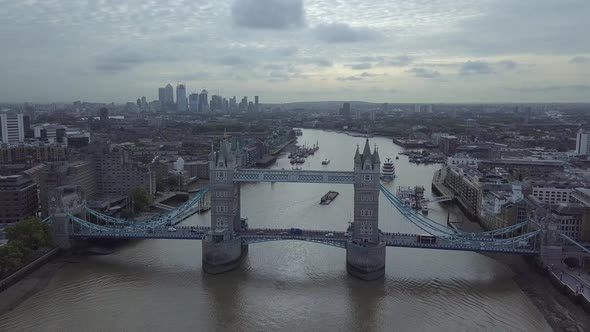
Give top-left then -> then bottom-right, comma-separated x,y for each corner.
0,0 -> 589,103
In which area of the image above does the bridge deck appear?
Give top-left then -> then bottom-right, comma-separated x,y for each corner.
70,227 -> 538,255
233,169 -> 356,184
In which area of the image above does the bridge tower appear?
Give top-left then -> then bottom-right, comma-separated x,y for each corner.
202,139 -> 247,274
347,139 -> 386,280
49,186 -> 85,249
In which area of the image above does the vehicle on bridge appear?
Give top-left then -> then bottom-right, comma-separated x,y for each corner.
290,228 -> 303,235
417,234 -> 436,244
167,227 -> 177,232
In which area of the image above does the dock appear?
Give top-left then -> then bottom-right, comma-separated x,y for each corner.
320,191 -> 339,205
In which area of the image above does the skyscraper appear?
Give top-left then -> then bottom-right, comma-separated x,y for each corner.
159,84 -> 175,111
0,111 -> 25,143
254,96 -> 259,112
176,84 -> 187,112
210,95 -> 223,112
339,102 -> 351,118
576,129 -> 590,155
189,93 -> 199,112
199,89 -> 209,112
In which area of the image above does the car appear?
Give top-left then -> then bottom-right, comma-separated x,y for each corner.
325,232 -> 334,237
256,231 -> 264,235
190,228 -> 200,233
517,241 -> 528,247
167,227 -> 177,232
344,232 -> 350,237
280,232 -> 289,235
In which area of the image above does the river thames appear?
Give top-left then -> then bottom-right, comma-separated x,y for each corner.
0,129 -> 551,331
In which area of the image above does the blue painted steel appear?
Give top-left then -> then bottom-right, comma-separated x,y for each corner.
233,169 -> 355,184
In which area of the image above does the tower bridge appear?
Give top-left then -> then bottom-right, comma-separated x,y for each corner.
49,139 -> 571,281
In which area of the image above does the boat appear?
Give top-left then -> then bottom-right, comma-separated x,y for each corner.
395,156 -> 399,160
320,191 -> 339,205
322,158 -> 330,165
380,158 -> 395,181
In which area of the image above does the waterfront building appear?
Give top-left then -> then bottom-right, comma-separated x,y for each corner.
0,142 -> 67,164
480,184 -> 527,230
0,174 -> 38,224
576,129 -> 590,155
439,135 -> 459,155
0,111 -> 25,144
91,144 -> 156,197
444,164 -> 482,218
478,159 -> 565,178
447,153 -> 479,167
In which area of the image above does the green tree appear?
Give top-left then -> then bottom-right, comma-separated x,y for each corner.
6,217 -> 52,250
131,187 -> 152,213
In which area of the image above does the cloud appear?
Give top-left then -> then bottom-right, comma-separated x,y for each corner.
303,58 -> 333,67
569,56 -> 590,64
459,61 -> 494,75
498,60 -> 517,70
231,0 -> 305,30
509,85 -> 590,93
426,0 -> 590,55
336,76 -> 363,81
406,68 -> 440,78
312,23 -> 380,43
379,55 -> 413,67
346,63 -> 372,70
360,72 -> 375,77
216,55 -> 251,66
368,87 -> 399,94
95,51 -> 176,73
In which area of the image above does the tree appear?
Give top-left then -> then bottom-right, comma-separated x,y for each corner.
131,187 -> 152,213
6,217 -> 52,249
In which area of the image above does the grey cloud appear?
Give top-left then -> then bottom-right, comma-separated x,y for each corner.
95,51 -> 176,73
428,0 -> 590,55
337,76 -> 363,81
498,60 -> 517,70
346,63 -> 372,70
379,55 -> 413,67
360,72 -> 375,77
303,58 -> 333,67
231,0 -> 305,30
569,56 -> 590,64
509,85 -> 590,93
216,55 -> 251,66
460,61 -> 494,75
406,68 -> 440,78
313,23 -> 380,43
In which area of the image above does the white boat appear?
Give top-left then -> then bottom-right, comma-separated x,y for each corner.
322,158 -> 330,165
381,158 -> 395,181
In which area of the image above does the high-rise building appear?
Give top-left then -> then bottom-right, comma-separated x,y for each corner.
339,102 -> 351,118
414,104 -> 422,113
576,129 -> 590,155
189,93 -> 199,112
176,84 -> 187,112
99,107 -> 109,122
158,84 -> 174,111
0,111 -> 25,143
198,89 -> 209,112
229,96 -> 237,112
254,96 -> 259,112
210,95 -> 223,112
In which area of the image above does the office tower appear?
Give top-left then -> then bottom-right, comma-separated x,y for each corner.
189,93 -> 199,112
199,89 -> 209,112
176,84 -> 187,112
158,84 -> 174,111
255,96 -> 259,112
576,129 -> 590,155
210,95 -> 223,112
339,102 -> 351,118
0,111 -> 25,143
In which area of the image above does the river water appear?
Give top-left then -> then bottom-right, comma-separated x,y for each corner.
0,129 -> 551,331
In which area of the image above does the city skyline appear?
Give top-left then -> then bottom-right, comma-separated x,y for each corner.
0,0 -> 589,103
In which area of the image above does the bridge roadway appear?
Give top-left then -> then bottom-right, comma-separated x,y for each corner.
69,227 -> 538,255
233,169 -> 356,184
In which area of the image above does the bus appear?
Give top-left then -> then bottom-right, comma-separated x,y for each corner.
416,234 -> 436,244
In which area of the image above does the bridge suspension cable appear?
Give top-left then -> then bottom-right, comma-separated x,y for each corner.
84,187 -> 209,227
380,185 -> 529,238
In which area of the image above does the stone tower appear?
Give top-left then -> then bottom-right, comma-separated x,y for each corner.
202,139 -> 247,274
347,139 -> 386,280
